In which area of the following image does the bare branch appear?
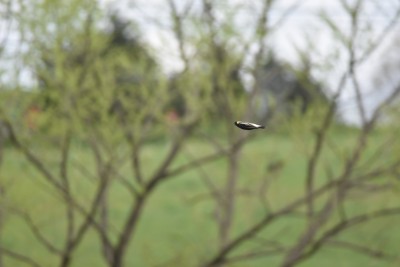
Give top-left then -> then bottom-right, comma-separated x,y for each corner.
0,0 -> 13,50
293,207 -> 400,265
281,194 -> 339,267
68,160 -> 114,252
224,247 -> 287,265
183,147 -> 221,204
305,73 -> 347,218
70,160 -> 97,182
357,7 -> 400,64
0,247 -> 41,267
203,214 -> 277,267
10,209 -> 61,255
60,130 -> 75,251
5,120 -> 65,193
168,0 -> 189,69
327,240 -> 398,261
354,135 -> 397,173
163,147 -> 229,179
369,84 -> 400,124
131,142 -> 143,185
203,155 -> 397,266
111,167 -> 140,198
112,124 -> 196,266
346,0 -> 366,125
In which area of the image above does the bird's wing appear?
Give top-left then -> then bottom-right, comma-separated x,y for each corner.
247,122 -> 261,127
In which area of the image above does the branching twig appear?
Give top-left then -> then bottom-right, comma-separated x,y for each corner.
60,129 -> 75,259
10,209 -> 61,255
327,240 -> 398,261
203,157 -> 398,266
0,247 -> 41,267
293,207 -> 400,265
5,120 -> 65,193
305,73 -> 347,218
168,0 -> 189,69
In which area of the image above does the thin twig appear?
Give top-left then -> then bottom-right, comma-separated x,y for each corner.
0,247 -> 41,267
327,240 -> 398,261
9,209 -> 61,255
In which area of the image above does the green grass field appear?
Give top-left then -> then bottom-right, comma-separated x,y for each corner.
1,130 -> 400,267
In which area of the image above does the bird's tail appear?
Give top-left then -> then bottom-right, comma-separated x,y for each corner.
259,125 -> 266,129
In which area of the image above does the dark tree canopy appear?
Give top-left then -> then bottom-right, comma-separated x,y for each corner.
256,54 -> 330,116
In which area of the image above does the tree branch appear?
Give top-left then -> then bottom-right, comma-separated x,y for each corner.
0,247 -> 41,267
10,209 -> 61,255
327,240 -> 398,261
293,207 -> 400,266
5,120 -> 65,193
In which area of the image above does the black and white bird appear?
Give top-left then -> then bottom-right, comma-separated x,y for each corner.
234,121 -> 265,130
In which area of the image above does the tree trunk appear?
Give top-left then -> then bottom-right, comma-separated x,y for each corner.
111,195 -> 147,267
218,145 -> 240,248
100,188 -> 113,264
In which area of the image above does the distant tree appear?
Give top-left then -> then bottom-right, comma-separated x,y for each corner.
169,46 -> 329,125
35,12 -> 159,123
255,54 -> 330,117
167,41 -> 245,124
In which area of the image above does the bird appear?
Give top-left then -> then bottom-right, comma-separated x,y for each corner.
234,121 -> 265,130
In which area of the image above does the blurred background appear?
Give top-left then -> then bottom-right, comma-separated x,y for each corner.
1,0 -> 400,266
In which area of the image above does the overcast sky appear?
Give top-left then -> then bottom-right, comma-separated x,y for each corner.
98,0 -> 400,124
2,0 -> 400,124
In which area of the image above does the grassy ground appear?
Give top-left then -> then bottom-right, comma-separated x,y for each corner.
1,130 -> 400,267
